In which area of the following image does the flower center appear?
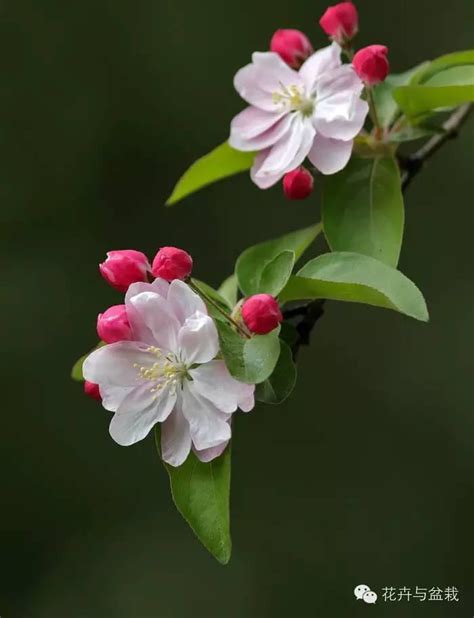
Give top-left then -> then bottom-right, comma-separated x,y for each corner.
134,346 -> 188,398
272,83 -> 314,116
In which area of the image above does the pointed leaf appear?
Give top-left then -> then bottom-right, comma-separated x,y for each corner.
279,252 -> 429,322
155,428 -> 231,565
259,250 -> 295,297
166,142 -> 255,206
394,84 -> 474,117
256,341 -> 297,405
410,50 -> 474,85
216,321 -> 281,384
236,223 -> 322,296
322,157 -> 404,267
217,275 -> 238,308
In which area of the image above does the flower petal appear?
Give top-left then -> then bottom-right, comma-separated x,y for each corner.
316,64 -> 364,107
299,42 -> 342,93
251,149 -> 285,189
125,280 -> 170,345
308,134 -> 353,175
109,384 -> 177,446
314,97 -> 368,140
234,52 -> 302,112
189,360 -> 255,414
117,381 -> 176,420
178,311 -> 219,365
83,341 -> 156,386
100,384 -> 133,412
161,395 -> 192,467
193,440 -> 229,463
230,112 -> 292,152
126,291 -> 180,353
181,381 -> 232,451
166,279 -> 207,326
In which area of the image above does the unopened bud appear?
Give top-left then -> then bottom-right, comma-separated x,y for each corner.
353,45 -> 389,85
84,380 -> 102,401
99,250 -> 150,292
319,2 -> 358,45
283,167 -> 314,200
152,246 -> 193,281
242,294 -> 283,335
97,305 -> 132,344
270,29 -> 314,69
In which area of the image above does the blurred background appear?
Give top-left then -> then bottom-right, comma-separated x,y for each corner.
1,0 -> 473,616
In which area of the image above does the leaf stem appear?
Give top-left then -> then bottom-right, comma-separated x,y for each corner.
366,87 -> 383,140
188,279 -> 251,339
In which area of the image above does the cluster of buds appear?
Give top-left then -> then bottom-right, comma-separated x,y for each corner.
270,1 -> 389,201
85,246 -> 284,399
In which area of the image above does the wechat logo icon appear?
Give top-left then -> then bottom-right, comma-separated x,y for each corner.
354,584 -> 378,604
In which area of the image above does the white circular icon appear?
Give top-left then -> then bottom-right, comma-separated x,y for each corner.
363,590 -> 377,604
354,584 -> 371,600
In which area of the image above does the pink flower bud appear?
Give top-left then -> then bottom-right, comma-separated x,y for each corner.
84,380 -> 102,401
319,2 -> 358,44
242,294 -> 283,335
270,29 -> 313,69
97,304 -> 132,344
152,246 -> 193,281
352,45 -> 389,85
99,250 -> 150,292
283,167 -> 314,200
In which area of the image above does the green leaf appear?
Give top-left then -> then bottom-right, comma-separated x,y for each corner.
394,85 -> 474,117
236,223 -> 322,297
374,63 -> 429,127
256,341 -> 297,405
279,252 -> 429,322
216,321 -> 281,384
155,428 -> 231,565
410,50 -> 474,85
425,66 -> 474,87
217,274 -> 238,308
192,279 -> 232,312
322,156 -> 404,268
71,342 -> 104,381
166,142 -> 255,206
258,250 -> 295,297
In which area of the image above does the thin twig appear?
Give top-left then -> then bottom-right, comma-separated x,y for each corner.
287,103 -> 472,358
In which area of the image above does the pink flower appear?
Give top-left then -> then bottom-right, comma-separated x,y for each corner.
84,380 -> 102,401
83,278 -> 255,466
99,250 -> 150,292
319,2 -> 358,44
97,305 -> 132,344
152,247 -> 193,281
229,42 -> 368,188
242,294 -> 283,334
270,29 -> 313,69
353,45 -> 389,85
283,167 -> 314,200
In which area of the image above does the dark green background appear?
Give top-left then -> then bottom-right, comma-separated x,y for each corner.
1,0 -> 472,616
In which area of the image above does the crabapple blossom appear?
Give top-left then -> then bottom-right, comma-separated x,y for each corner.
152,246 -> 193,281
97,305 -> 132,344
353,45 -> 390,85
242,294 -> 283,334
270,29 -> 313,69
83,278 -> 255,466
229,42 -> 368,188
99,250 -> 150,292
283,167 -> 314,200
319,2 -> 358,44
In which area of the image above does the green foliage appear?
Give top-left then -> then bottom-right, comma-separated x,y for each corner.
410,50 -> 474,85
258,250 -> 295,297
236,223 -> 322,297
155,428 -> 231,565
322,157 -> 404,268
280,252 -> 429,322
256,341 -> 297,405
394,85 -> 474,117
216,321 -> 281,384
217,274 -> 238,308
374,63 -> 429,127
166,142 -> 255,206
191,279 -> 233,312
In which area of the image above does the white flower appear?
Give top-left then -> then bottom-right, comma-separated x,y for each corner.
83,279 -> 255,466
229,42 -> 369,188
